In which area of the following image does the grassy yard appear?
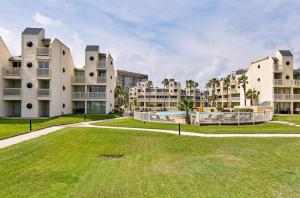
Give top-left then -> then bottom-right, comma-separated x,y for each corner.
273,114 -> 300,124
0,114 -> 119,140
0,127 -> 299,197
93,117 -> 300,134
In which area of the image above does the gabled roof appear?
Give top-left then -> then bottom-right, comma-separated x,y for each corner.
279,50 -> 293,57
85,45 -> 99,52
22,28 -> 44,35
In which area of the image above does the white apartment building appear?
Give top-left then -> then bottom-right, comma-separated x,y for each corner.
244,50 -> 298,114
0,28 -> 115,118
129,79 -> 202,111
71,45 -> 115,114
207,69 -> 243,108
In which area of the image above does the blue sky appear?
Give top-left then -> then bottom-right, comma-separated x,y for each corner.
1,0 -> 300,88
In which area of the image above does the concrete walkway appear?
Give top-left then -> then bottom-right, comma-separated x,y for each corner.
80,124 -> 300,138
1,118 -> 300,149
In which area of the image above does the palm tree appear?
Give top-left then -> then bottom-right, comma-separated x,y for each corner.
146,81 -> 153,109
178,99 -> 194,124
114,85 -> 124,107
186,80 -> 194,101
223,77 -> 230,108
161,78 -> 169,110
206,78 -> 220,107
245,89 -> 258,106
238,74 -> 248,106
193,82 -> 199,108
209,94 -> 217,107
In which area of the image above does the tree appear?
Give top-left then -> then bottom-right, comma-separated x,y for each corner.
238,74 -> 248,106
223,77 -> 230,108
161,78 -> 169,110
178,99 -> 194,124
206,78 -> 220,107
209,94 -> 217,107
114,85 -> 124,107
193,82 -> 199,108
186,80 -> 194,101
245,89 -> 258,106
146,81 -> 153,109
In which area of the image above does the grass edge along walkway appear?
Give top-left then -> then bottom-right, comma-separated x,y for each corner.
0,114 -> 120,140
92,117 -> 300,134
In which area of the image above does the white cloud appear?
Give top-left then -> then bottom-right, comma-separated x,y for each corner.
0,26 -> 20,55
33,11 -> 62,27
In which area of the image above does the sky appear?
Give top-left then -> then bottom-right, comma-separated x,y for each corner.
1,0 -> 300,89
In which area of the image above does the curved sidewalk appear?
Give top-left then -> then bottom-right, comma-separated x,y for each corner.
81,124 -> 300,138
1,119 -> 300,149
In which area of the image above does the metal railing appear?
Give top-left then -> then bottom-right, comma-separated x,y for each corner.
72,76 -> 85,83
3,67 -> 21,76
36,47 -> 52,56
37,89 -> 50,97
87,92 -> 106,99
97,60 -> 107,68
37,68 -> 50,77
3,88 -> 21,96
293,80 -> 300,87
273,79 -> 283,86
274,94 -> 300,100
72,92 -> 106,99
72,92 -> 86,99
97,76 -> 106,83
134,111 -> 273,125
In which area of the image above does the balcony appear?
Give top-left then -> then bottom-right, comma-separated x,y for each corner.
97,61 -> 107,69
274,94 -> 300,101
87,92 -> 106,99
3,88 -> 21,96
36,47 -> 52,57
293,80 -> 300,87
273,79 -> 283,86
37,68 -> 50,78
230,89 -> 238,93
37,89 -> 51,98
97,76 -> 106,83
72,76 -> 85,84
231,97 -> 240,102
72,92 -> 86,100
230,81 -> 237,85
3,67 -> 21,78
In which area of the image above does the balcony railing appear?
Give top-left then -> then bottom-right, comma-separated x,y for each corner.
293,80 -> 300,87
231,97 -> 240,102
72,76 -> 85,83
231,89 -> 237,93
3,67 -> 21,76
87,92 -> 106,99
37,68 -> 50,77
273,94 -> 300,100
97,60 -> 107,68
97,76 -> 106,83
72,92 -> 86,99
3,88 -> 21,96
37,89 -> 50,97
273,79 -> 283,86
36,47 -> 52,57
72,92 -> 106,99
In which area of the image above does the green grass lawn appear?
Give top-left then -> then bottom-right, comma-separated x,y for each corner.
0,114 -> 119,140
93,117 -> 300,134
0,127 -> 299,197
273,114 -> 300,124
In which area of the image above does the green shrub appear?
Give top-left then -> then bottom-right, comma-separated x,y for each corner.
233,108 -> 253,112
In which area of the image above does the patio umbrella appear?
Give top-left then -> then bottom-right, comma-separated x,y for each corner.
199,103 -> 204,112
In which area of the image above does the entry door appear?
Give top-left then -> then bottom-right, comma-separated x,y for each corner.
12,101 -> 21,116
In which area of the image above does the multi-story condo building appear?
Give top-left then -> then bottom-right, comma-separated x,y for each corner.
116,70 -> 148,92
0,28 -> 115,118
115,70 -> 148,106
244,50 -> 298,114
0,28 -> 75,117
207,69 -> 244,108
129,79 -> 202,111
71,45 -> 115,114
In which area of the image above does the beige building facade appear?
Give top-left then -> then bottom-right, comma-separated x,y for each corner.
129,79 -> 202,111
0,28 -> 115,118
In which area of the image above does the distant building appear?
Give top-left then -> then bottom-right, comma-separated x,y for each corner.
116,70 -> 148,92
116,70 -> 148,107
